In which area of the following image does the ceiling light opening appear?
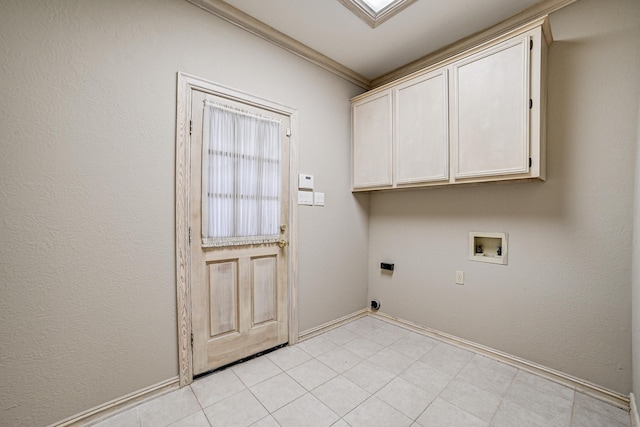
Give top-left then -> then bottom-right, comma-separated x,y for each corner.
338,0 -> 417,28
362,0 -> 396,13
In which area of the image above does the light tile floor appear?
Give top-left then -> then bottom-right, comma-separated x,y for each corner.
93,316 -> 632,427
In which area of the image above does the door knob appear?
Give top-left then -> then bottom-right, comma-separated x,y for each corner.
277,239 -> 289,248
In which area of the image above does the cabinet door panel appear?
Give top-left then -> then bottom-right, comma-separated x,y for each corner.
453,36 -> 530,179
395,70 -> 448,184
352,92 -> 392,188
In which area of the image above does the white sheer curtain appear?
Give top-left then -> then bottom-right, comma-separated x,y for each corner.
202,100 -> 281,247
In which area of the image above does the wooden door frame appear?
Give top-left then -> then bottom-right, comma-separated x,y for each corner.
175,72 -> 299,387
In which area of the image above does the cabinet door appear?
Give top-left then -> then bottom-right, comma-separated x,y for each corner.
352,91 -> 392,189
395,69 -> 448,185
452,35 -> 530,180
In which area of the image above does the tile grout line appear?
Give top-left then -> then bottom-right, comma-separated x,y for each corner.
235,368 -> 273,426
569,393 -> 577,427
490,366 -> 521,426
320,320 -> 398,425
422,355 -> 492,426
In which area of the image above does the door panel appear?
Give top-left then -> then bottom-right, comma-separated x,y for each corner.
208,260 -> 238,337
190,89 -> 290,375
252,256 -> 277,325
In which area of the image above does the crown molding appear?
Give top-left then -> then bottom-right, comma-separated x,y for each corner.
185,0 -> 371,89
186,0 -> 577,92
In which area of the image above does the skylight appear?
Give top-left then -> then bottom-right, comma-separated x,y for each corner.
362,0 -> 396,13
338,0 -> 417,28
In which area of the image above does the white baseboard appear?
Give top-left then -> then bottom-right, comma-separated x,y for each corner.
631,393 -> 640,427
50,377 -> 179,427
369,310 -> 630,410
298,308 -> 369,341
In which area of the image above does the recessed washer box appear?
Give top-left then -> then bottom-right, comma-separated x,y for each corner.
469,232 -> 508,265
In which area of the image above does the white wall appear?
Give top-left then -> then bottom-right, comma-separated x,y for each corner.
368,0 -> 640,394
0,1 -> 368,425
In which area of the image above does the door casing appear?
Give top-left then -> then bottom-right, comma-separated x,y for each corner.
175,72 -> 299,386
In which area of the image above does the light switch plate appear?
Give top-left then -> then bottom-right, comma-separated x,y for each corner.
298,190 -> 313,205
314,192 -> 325,206
298,174 -> 314,190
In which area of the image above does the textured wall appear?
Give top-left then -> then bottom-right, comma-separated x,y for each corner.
0,1 -> 367,425
367,0 -> 640,394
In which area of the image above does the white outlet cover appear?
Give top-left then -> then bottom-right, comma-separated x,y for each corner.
314,192 -> 325,206
298,190 -> 313,205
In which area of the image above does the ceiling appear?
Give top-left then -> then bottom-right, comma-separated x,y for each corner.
221,0 -> 543,80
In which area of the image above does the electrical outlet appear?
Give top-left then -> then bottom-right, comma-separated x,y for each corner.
455,271 -> 464,285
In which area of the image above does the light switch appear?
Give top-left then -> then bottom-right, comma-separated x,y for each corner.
298,174 -> 314,190
314,192 -> 325,206
298,190 -> 313,205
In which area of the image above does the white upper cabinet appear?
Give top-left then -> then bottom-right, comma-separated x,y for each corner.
351,18 -> 549,191
395,68 -> 449,185
352,90 -> 392,189
452,35 -> 530,180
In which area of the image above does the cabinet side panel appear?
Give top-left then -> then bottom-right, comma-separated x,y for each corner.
537,27 -> 548,181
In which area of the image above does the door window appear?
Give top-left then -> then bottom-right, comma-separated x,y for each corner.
201,101 -> 282,247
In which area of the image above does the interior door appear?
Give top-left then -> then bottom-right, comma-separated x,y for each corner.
190,89 -> 290,375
